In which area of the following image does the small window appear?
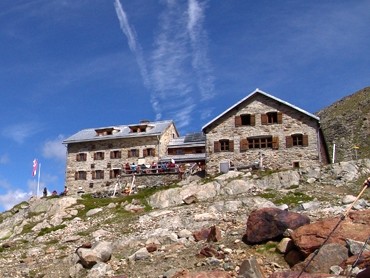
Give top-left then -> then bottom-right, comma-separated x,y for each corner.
293,161 -> 300,168
235,114 -> 255,126
75,171 -> 87,180
214,139 -> 234,152
128,149 -> 139,158
261,112 -> 282,125
76,153 -> 87,162
143,148 -> 156,157
92,170 -> 104,180
110,150 -> 121,159
286,134 -> 308,148
94,152 -> 105,160
110,169 -> 121,178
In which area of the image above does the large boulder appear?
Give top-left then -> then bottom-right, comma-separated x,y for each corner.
291,210 -> 370,256
243,208 -> 310,244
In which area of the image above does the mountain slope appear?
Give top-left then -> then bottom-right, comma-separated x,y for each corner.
317,87 -> 370,162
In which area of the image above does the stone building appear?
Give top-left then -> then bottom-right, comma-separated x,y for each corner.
62,120 -> 179,193
202,89 -> 329,175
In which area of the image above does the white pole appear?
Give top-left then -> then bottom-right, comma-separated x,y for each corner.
37,163 -> 41,198
332,144 -> 336,164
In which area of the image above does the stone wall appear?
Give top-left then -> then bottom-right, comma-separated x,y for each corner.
204,94 -> 325,174
64,123 -> 178,194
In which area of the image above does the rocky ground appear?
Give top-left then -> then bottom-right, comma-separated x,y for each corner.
0,159 -> 369,278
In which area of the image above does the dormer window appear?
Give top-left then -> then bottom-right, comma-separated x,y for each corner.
95,127 -> 120,136
129,124 -> 148,133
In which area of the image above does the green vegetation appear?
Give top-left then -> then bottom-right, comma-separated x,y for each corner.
257,190 -> 313,207
256,241 -> 278,253
37,224 -> 66,237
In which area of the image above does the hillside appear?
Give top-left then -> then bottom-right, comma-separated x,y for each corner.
317,87 -> 370,162
0,159 -> 369,278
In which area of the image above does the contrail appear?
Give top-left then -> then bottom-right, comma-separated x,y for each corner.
114,0 -> 150,87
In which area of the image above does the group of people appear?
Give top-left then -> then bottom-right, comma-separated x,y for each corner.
123,160 -> 178,174
42,186 -> 68,198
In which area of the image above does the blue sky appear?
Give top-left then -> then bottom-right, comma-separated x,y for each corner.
0,0 -> 369,211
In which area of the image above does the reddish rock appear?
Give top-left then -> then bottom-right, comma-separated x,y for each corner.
207,225 -> 222,242
291,210 -> 370,256
356,267 -> 370,278
341,250 -> 370,269
146,243 -> 158,253
284,249 -> 305,267
198,246 -> 225,259
193,228 -> 211,242
243,208 -> 310,244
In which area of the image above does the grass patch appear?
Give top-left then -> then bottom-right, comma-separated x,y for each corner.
256,241 -> 278,253
37,224 -> 66,237
275,192 -> 313,206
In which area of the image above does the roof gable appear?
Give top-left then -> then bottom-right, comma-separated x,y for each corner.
202,88 -> 319,131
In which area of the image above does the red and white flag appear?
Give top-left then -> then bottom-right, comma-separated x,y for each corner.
32,159 -> 38,177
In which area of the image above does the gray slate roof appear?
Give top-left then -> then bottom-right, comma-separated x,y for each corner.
63,120 -> 175,144
202,88 -> 320,131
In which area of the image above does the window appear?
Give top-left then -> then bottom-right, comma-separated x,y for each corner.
235,114 -> 255,126
110,150 -> 121,159
92,170 -> 104,180
75,171 -> 87,180
261,112 -> 283,125
247,136 -> 279,149
286,134 -> 308,148
76,153 -> 87,161
94,152 -> 105,160
110,169 -> 121,178
128,149 -> 139,158
214,139 -> 234,152
293,161 -> 300,168
143,148 -> 155,157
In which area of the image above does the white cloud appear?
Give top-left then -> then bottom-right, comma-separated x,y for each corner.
114,0 -> 215,130
0,189 -> 32,212
1,122 -> 42,144
42,135 -> 66,162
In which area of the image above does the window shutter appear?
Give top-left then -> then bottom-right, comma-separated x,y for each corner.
152,149 -> 156,156
109,170 -> 113,179
110,152 -> 114,159
229,140 -> 234,152
277,112 -> 283,124
143,149 -> 148,157
76,154 -> 80,161
302,135 -> 309,147
83,153 -> 87,161
92,171 -> 96,180
272,136 -> 279,149
235,116 -> 242,127
240,138 -> 248,151
74,171 -> 78,180
250,114 -> 256,126
128,150 -> 131,158
101,152 -> 105,159
261,114 -> 268,125
93,153 -> 97,160
214,141 -> 221,152
286,136 -> 293,148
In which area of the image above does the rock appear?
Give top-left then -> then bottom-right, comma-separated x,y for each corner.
345,238 -> 370,255
193,227 -> 211,242
173,269 -> 232,277
207,226 -> 222,242
86,208 -> 103,217
183,195 -> 198,204
356,267 -> 370,278
243,208 -> 310,244
292,243 -> 348,274
129,247 -> 150,261
291,210 -> 370,256
276,238 -> 294,254
342,195 -> 357,205
284,249 -> 305,267
269,271 -> 332,278
238,256 -> 265,278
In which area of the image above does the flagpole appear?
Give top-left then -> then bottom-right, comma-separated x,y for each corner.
37,163 -> 41,198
